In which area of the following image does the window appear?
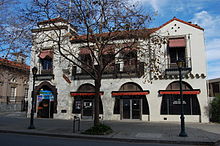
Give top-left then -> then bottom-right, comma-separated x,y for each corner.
160,81 -> 201,115
10,87 -> 16,101
169,47 -> 185,63
161,95 -> 200,115
80,54 -> 92,66
213,83 -> 220,96
168,38 -> 186,65
41,58 -> 53,70
24,88 -> 28,98
80,54 -> 93,73
123,50 -> 137,66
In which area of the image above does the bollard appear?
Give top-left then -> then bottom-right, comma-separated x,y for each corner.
73,116 -> 80,133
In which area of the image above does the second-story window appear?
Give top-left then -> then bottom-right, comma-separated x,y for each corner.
41,58 -> 53,70
168,38 -> 186,64
38,49 -> 53,74
123,50 -> 137,66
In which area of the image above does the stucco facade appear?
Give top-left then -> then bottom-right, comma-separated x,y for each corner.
0,56 -> 29,111
28,18 -> 209,123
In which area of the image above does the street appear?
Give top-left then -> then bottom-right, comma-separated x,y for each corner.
0,133 -> 189,146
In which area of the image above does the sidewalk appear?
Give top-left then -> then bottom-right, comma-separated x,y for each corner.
0,114 -> 220,146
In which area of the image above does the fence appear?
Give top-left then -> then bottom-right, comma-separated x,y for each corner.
0,96 -> 27,112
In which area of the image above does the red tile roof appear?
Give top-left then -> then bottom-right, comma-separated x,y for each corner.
0,58 -> 30,71
158,17 -> 204,31
70,18 -> 203,42
70,28 -> 158,43
37,17 -> 68,26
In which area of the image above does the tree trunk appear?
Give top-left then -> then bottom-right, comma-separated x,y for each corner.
94,78 -> 101,126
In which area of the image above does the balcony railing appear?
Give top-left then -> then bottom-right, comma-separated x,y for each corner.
36,69 -> 54,81
164,57 -> 192,74
72,61 -> 145,79
41,69 -> 53,75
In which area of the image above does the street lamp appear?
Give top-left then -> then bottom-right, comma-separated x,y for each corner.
176,59 -> 187,137
28,66 -> 38,129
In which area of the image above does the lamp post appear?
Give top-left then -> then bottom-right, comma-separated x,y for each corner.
28,66 -> 38,129
176,60 -> 187,137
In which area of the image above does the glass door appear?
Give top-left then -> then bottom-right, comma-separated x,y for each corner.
123,99 -> 131,119
82,99 -> 93,119
132,99 -> 141,119
122,99 -> 141,120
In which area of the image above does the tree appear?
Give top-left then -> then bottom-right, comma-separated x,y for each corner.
0,0 -> 32,60
210,95 -> 220,122
25,0 -> 165,126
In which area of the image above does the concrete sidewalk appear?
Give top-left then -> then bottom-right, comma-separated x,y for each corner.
0,114 -> 220,145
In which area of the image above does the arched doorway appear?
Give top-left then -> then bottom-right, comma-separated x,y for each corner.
160,81 -> 201,115
112,82 -> 149,120
34,81 -> 57,118
71,83 -> 103,119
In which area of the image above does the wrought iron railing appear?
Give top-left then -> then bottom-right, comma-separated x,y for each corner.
0,96 -> 27,111
165,57 -> 192,70
72,61 -> 145,79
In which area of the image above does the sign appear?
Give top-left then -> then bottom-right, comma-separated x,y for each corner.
38,89 -> 54,101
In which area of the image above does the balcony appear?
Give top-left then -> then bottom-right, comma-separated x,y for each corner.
36,69 -> 54,81
165,57 -> 192,75
72,61 -> 145,80
117,62 -> 144,78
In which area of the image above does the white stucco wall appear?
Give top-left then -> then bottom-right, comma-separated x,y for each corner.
28,19 -> 209,123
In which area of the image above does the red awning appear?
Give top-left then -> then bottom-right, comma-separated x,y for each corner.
102,45 -> 115,55
79,46 -> 115,55
112,91 -> 149,96
169,38 -> 186,47
39,50 -> 53,59
79,47 -> 91,54
70,92 -> 104,96
158,90 -> 200,95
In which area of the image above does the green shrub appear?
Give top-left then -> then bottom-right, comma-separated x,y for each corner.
210,96 -> 220,123
82,124 -> 113,135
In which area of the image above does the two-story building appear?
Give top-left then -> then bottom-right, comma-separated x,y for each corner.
28,17 -> 209,123
0,53 -> 29,112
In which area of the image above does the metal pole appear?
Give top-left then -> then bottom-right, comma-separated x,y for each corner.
179,67 -> 187,137
28,74 -> 35,129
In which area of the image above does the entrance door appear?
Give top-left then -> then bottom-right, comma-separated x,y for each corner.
82,99 -> 93,119
132,99 -> 141,119
38,99 -> 49,118
123,99 -> 130,119
122,99 -> 141,120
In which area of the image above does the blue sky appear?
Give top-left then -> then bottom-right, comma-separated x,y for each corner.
130,0 -> 220,79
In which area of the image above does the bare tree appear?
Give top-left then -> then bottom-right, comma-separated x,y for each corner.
0,0 -> 32,60
26,0 -> 165,126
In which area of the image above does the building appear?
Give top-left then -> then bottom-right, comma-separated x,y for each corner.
208,78 -> 220,97
0,54 -> 30,112
28,17 -> 209,123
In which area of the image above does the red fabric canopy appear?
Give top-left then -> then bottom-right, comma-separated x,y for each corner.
112,91 -> 149,96
79,47 -> 91,54
169,38 -> 186,47
70,92 -> 104,96
39,50 -> 53,59
159,90 -> 200,95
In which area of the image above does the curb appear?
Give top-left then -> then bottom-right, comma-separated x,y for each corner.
0,129 -> 216,146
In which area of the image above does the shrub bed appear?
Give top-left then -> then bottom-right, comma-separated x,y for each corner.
82,124 -> 113,135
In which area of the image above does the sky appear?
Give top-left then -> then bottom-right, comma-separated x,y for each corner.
130,0 -> 220,79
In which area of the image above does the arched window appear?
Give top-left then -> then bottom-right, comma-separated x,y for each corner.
160,81 -> 201,115
72,83 -> 103,115
113,82 -> 149,118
